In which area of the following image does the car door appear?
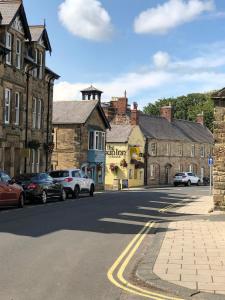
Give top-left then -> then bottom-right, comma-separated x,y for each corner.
1,173 -> 17,202
192,174 -> 199,184
46,174 -> 61,196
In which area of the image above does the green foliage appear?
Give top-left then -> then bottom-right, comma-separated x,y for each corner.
143,93 -> 214,131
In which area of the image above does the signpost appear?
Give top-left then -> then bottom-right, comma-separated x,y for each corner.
208,156 -> 214,195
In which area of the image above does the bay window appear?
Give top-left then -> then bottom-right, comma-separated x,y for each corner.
5,32 -> 12,65
88,131 -> 105,150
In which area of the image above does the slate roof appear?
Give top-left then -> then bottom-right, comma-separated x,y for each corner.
29,25 -> 52,52
0,0 -> 20,25
53,100 -> 110,129
107,125 -> 133,143
80,85 -> 103,93
139,114 -> 213,144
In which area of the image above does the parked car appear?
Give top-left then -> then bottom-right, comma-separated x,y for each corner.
49,169 -> 95,198
173,172 -> 201,187
0,171 -> 24,208
14,173 -> 66,204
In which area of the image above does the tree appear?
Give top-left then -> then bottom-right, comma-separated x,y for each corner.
143,93 -> 214,131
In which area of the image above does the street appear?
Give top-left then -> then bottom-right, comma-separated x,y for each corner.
0,186 -> 210,300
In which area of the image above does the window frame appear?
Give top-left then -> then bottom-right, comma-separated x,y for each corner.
150,143 -> 156,156
88,131 -> 105,151
4,88 -> 11,124
37,99 -> 42,129
178,144 -> 183,156
200,145 -> 205,158
15,92 -> 20,125
32,97 -> 37,129
16,38 -> 21,69
39,52 -> 43,80
150,164 -> 155,178
191,145 -> 195,157
5,32 -> 12,65
33,49 -> 38,78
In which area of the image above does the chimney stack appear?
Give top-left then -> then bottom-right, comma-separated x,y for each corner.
117,97 -> 128,115
131,102 -> 139,125
196,113 -> 204,126
160,105 -> 173,122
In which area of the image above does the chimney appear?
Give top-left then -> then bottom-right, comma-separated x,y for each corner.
131,102 -> 139,125
196,113 -> 204,126
117,97 -> 128,115
160,105 -> 173,122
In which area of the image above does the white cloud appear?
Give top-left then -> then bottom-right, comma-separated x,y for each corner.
134,0 -> 214,35
58,0 -> 114,41
54,43 -> 225,106
153,51 -> 170,69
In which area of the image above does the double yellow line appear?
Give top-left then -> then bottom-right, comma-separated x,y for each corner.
107,203 -> 184,300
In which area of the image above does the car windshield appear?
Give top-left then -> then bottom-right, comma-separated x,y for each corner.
15,173 -> 40,182
175,173 -> 184,176
49,171 -> 69,178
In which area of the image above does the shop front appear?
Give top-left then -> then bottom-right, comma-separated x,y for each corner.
105,125 -> 145,190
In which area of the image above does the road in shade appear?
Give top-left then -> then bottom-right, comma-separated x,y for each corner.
0,186 -> 209,300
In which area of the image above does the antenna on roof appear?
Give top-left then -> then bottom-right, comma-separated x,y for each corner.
44,18 -> 46,28
124,90 -> 127,98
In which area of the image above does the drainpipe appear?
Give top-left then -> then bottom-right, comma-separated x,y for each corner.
24,70 -> 30,173
144,138 -> 148,186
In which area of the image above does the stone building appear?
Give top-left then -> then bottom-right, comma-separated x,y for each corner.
52,86 -> 110,190
102,96 -> 214,186
0,0 -> 59,176
212,88 -> 225,209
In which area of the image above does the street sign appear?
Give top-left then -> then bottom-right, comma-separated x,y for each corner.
208,157 -> 214,166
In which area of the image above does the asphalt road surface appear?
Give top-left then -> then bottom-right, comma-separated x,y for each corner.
0,186 -> 210,300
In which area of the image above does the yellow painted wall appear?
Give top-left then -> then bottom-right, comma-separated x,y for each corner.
105,126 -> 145,189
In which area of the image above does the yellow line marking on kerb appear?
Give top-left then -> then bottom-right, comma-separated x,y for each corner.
107,203 -> 184,299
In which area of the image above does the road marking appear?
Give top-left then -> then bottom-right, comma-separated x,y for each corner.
107,202 -> 185,299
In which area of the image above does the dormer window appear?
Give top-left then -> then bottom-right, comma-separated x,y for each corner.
5,32 -> 12,65
33,49 -> 38,78
39,52 -> 43,79
16,39 -> 22,69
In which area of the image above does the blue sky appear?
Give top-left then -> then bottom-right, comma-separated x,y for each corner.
23,0 -> 225,108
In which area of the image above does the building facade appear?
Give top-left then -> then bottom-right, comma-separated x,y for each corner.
0,0 -> 59,176
102,96 -> 214,186
105,125 -> 145,190
212,88 -> 225,209
52,87 -> 110,190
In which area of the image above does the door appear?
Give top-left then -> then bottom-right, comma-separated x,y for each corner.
0,173 -> 17,203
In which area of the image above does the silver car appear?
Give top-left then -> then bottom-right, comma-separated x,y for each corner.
49,169 -> 95,198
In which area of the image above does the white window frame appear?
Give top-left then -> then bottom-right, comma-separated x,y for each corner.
31,149 -> 35,173
191,145 -> 195,157
88,131 -> 105,151
4,88 -> 11,124
39,52 -> 43,79
36,150 -> 40,173
33,49 -> 38,78
15,92 -> 20,125
5,32 -> 12,65
37,99 -> 42,129
189,164 -> 193,172
178,144 -> 183,156
32,97 -> 37,129
200,145 -> 205,158
150,143 -> 156,156
150,164 -> 155,178
16,39 -> 21,69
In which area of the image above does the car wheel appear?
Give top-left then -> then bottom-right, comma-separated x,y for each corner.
18,193 -> 24,208
74,186 -> 80,199
174,183 -> 178,187
90,184 -> 94,197
60,189 -> 67,201
41,190 -> 47,204
187,180 -> 191,187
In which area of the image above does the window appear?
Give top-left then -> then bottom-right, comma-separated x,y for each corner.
1,173 -> 11,183
178,144 -> 183,156
134,169 -> 137,180
150,164 -> 155,178
16,39 -> 21,69
72,171 -> 80,178
36,150 -> 40,173
189,165 -> 193,172
37,99 -> 42,129
39,52 -> 43,79
166,143 -> 170,156
32,98 -> 37,128
5,32 -> 12,65
200,145 -> 205,158
4,88 -> 11,124
129,169 -> 133,179
33,49 -> 38,78
31,149 -> 35,173
179,164 -> 183,172
150,143 -> 156,156
139,171 -> 143,180
15,92 -> 20,125
191,145 -> 195,157
88,131 -> 105,150
31,150 -> 40,173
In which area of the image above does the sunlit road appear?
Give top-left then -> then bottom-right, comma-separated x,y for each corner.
0,186 -> 209,300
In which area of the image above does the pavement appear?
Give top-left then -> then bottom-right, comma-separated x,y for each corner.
137,190 -> 225,299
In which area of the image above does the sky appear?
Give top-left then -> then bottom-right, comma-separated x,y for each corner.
23,0 -> 225,108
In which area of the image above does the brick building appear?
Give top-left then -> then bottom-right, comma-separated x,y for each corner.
52,86 -> 110,190
0,0 -> 59,176
102,96 -> 214,186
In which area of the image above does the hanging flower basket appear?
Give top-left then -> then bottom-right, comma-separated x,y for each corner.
28,140 -> 40,150
96,163 -> 102,171
44,142 -> 55,153
120,159 -> 128,168
110,163 -> 119,173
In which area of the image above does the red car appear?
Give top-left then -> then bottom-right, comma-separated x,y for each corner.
0,172 -> 24,208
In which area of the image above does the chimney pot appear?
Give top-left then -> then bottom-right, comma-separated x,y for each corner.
160,106 -> 173,122
196,113 -> 204,126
